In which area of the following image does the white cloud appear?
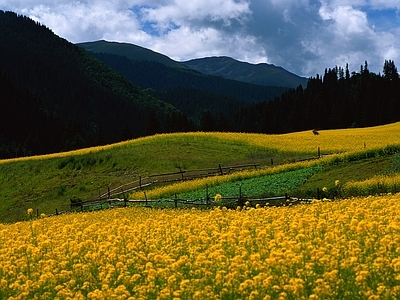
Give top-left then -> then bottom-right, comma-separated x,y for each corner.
149,26 -> 268,64
308,4 -> 400,75
18,1 -> 141,42
319,5 -> 369,34
141,0 -> 251,23
322,0 -> 400,10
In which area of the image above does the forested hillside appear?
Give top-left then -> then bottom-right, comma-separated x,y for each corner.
80,40 -> 400,133
0,11 -> 184,158
227,63 -> 400,133
89,52 -> 286,103
83,51 -> 288,122
77,40 -> 185,69
78,41 -> 292,121
78,41 -> 291,104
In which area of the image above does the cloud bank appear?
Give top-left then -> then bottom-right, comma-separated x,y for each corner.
1,0 -> 399,77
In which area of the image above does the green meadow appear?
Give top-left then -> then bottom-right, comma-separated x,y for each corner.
1,123 -> 400,223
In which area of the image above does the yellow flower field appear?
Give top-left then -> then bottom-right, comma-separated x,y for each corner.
344,174 -> 400,196
1,193 -> 400,299
168,121 -> 400,155
2,122 -> 399,165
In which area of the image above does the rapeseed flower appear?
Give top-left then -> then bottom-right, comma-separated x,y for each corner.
214,193 -> 222,202
1,193 -> 400,299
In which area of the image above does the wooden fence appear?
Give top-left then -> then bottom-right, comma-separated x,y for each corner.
67,181 -> 315,214
91,163 -> 260,201
36,193 -> 314,219
43,150 -> 330,218
69,194 -> 311,213
80,146 -> 331,205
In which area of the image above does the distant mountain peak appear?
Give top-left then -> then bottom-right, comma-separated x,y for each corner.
77,40 -> 187,69
182,56 -> 308,88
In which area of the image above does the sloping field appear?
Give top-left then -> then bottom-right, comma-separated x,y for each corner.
3,121 -> 400,164
0,122 -> 399,223
1,122 -> 400,299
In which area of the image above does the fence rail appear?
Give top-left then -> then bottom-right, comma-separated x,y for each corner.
42,153 -> 328,218
36,194 -> 315,219
91,163 -> 260,201
68,192 -> 315,214
88,148 -> 333,203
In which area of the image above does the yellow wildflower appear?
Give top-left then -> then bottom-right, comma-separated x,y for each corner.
214,194 -> 222,202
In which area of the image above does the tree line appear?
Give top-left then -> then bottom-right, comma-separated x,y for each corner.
199,60 -> 400,133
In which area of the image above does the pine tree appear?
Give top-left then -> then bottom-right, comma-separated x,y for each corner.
383,60 -> 399,81
200,110 -> 215,132
144,110 -> 161,136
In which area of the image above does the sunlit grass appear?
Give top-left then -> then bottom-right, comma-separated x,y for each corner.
130,144 -> 400,200
1,122 -> 399,223
2,122 -> 399,164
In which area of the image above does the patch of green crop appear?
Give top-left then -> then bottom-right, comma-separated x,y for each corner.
176,166 -> 323,200
382,152 -> 400,175
292,156 -> 393,199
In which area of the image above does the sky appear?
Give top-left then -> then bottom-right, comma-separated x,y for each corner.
1,0 -> 400,77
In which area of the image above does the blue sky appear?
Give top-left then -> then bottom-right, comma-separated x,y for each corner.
1,0 -> 399,77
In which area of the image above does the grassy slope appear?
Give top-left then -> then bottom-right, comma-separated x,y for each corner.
1,123 -> 399,223
291,156 -> 393,198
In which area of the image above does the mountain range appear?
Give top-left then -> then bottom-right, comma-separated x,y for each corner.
78,40 -> 308,89
2,10 -> 399,159
77,40 -> 307,123
182,56 -> 308,88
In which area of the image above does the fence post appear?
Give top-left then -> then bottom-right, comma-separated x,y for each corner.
174,194 -> 178,208
144,190 -> 148,206
178,166 -> 184,181
271,158 -> 274,166
139,176 -> 142,188
206,184 -> 209,207
238,186 -> 244,207
318,147 -> 321,158
121,188 -> 126,201
218,164 -> 223,175
56,208 -> 58,215
36,209 -> 39,218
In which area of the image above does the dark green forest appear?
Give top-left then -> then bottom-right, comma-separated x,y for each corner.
227,62 -> 400,133
89,52 -> 289,104
88,52 -> 288,123
90,50 -> 400,134
1,11 -> 400,159
0,11 -> 184,158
